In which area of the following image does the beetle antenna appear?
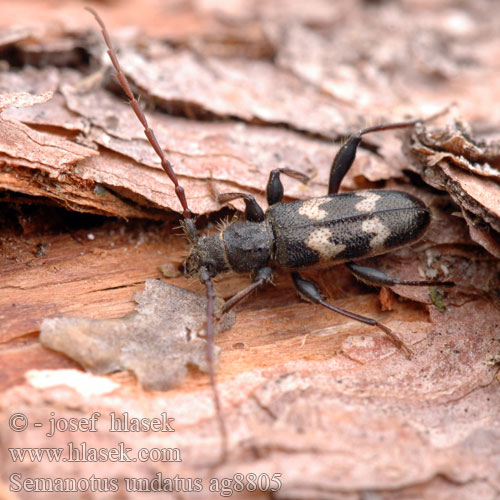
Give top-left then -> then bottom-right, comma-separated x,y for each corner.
201,272 -> 229,462
86,7 -> 192,220
88,8 -> 228,461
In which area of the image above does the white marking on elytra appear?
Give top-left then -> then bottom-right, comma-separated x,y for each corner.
362,216 -> 391,250
306,228 -> 346,260
355,191 -> 381,212
298,197 -> 331,220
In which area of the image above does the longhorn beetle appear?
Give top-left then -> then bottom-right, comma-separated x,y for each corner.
87,8 -> 453,461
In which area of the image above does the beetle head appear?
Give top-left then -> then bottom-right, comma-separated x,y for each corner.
183,234 -> 230,279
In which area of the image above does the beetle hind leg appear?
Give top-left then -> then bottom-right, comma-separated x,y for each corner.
346,262 -> 454,287
291,272 -> 413,358
328,119 -> 422,195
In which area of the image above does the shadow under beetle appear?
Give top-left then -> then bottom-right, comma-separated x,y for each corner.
87,8 -> 453,462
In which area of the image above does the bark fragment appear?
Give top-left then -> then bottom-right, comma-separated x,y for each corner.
407,118 -> 500,257
40,280 -> 235,390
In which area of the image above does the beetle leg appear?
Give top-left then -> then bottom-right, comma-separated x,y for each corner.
291,271 -> 413,358
328,134 -> 362,195
267,168 -> 310,206
216,267 -> 273,317
216,192 -> 265,222
328,119 -> 421,195
346,262 -> 454,287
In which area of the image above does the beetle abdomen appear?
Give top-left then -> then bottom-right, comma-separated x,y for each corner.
266,190 -> 430,268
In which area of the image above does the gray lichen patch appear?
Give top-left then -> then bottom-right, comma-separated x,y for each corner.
39,279 -> 235,390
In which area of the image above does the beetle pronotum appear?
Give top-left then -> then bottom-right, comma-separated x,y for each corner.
87,8 -> 453,461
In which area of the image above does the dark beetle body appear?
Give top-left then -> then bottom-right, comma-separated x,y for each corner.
89,8 -> 455,462
186,189 -> 430,276
268,190 -> 429,269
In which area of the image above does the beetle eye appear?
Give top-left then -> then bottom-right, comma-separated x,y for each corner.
204,260 -> 217,277
183,251 -> 200,276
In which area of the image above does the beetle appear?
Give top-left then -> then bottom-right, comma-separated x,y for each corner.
87,8 -> 453,461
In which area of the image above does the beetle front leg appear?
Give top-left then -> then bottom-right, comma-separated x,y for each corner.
267,168 -> 310,206
216,192 -> 265,222
328,119 -> 421,195
291,272 -> 413,358
216,266 -> 273,317
346,262 -> 454,287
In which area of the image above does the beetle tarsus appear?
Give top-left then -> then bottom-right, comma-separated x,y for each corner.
291,272 -> 414,358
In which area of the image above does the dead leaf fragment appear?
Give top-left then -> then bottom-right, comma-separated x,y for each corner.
40,280 -> 235,390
